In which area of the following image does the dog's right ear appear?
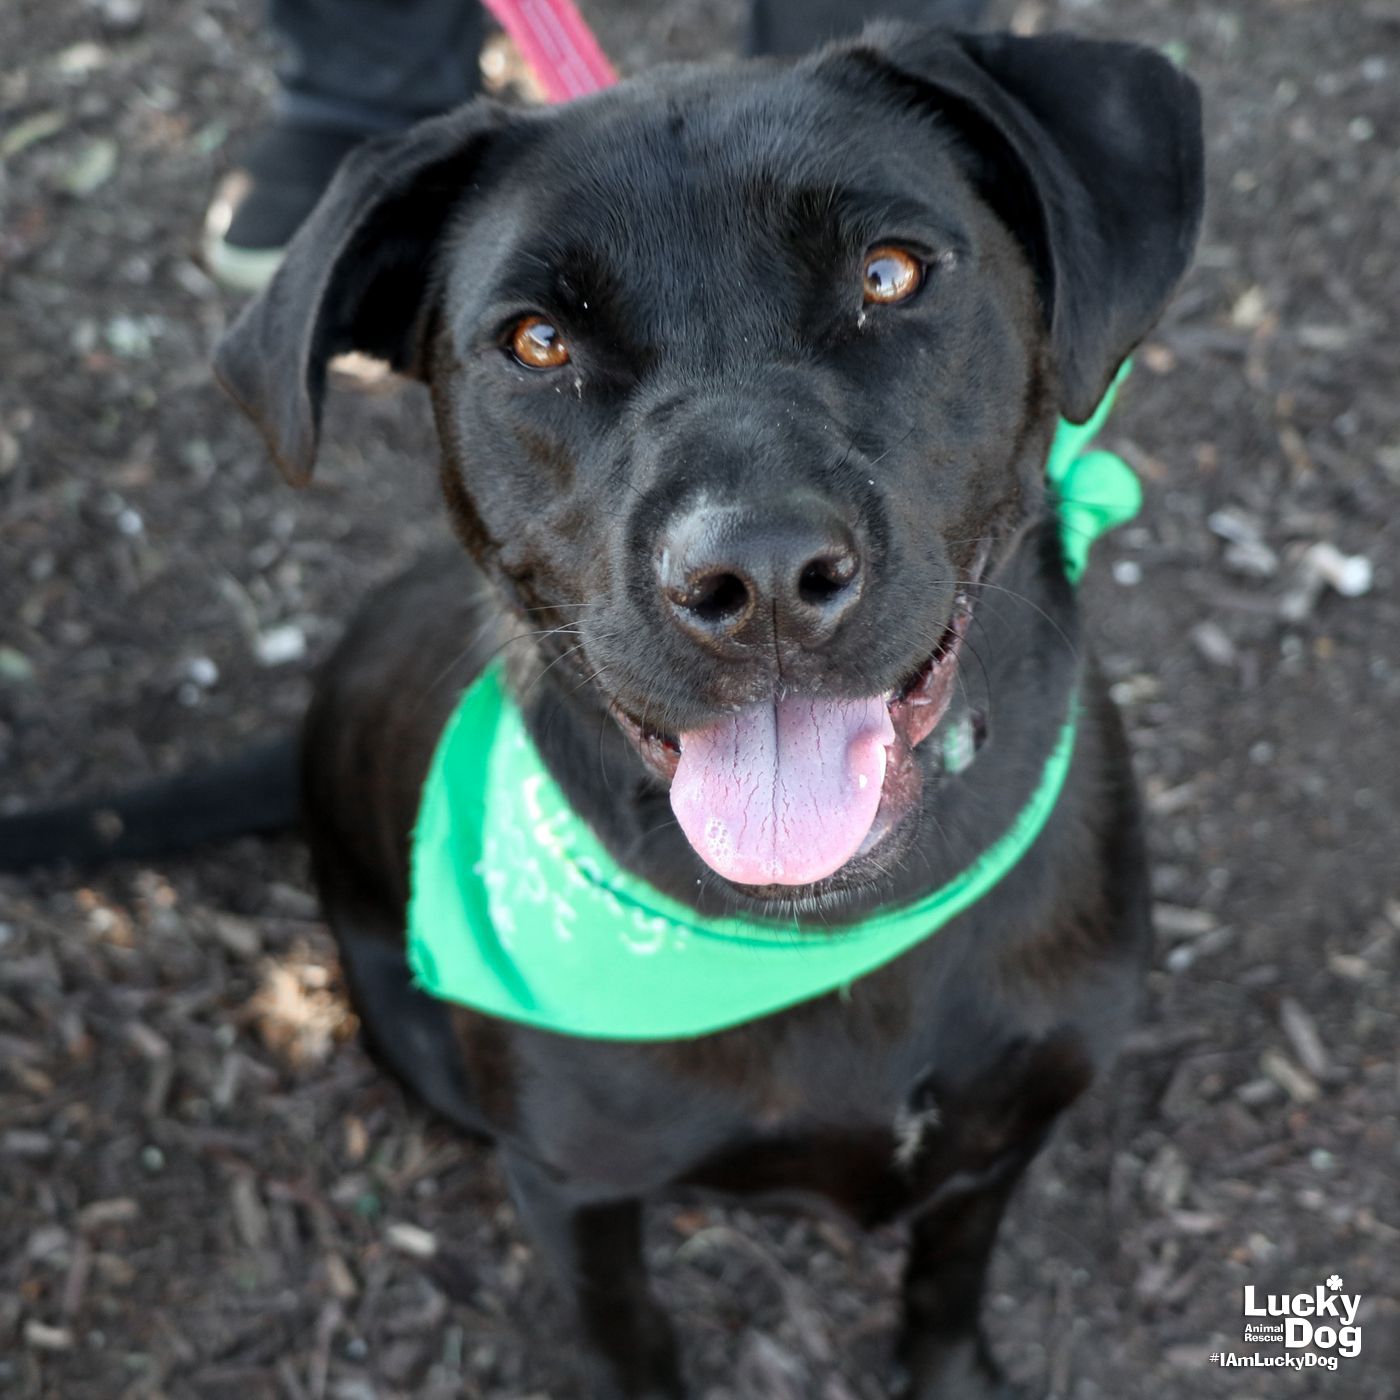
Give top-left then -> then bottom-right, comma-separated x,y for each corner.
213,102 -> 504,485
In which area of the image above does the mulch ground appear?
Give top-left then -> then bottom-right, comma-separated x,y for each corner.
2,0 -> 1397,1396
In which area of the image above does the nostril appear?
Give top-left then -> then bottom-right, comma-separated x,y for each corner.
797,552 -> 859,607
657,501 -> 861,648
680,571 -> 750,625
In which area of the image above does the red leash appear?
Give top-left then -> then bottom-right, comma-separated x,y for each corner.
479,0 -> 618,101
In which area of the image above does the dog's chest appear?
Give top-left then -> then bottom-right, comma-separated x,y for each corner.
522,1009 -> 1028,1226
673,1055 -> 963,1227
513,965 -> 1099,1226
681,1115 -> 949,1228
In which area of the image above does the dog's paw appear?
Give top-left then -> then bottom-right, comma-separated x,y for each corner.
579,1378 -> 686,1400
574,1322 -> 686,1400
897,1373 -> 1031,1400
894,1340 -> 1036,1400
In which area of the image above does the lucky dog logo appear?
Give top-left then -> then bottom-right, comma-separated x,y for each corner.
1211,1273 -> 1363,1373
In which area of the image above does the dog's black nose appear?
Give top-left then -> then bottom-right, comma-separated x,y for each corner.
657,498 -> 863,652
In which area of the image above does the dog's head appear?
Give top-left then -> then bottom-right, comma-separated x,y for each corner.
216,24 -> 1202,902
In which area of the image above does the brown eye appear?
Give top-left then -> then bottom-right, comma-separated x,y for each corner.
509,315 -> 570,369
863,246 -> 923,305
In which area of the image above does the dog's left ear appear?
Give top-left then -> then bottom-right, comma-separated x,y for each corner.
838,26 -> 1204,421
214,101 -> 505,485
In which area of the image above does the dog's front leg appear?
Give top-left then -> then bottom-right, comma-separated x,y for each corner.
503,1148 -> 684,1399
895,1156 -> 1035,1400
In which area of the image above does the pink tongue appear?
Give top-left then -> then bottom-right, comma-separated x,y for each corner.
670,695 -> 894,886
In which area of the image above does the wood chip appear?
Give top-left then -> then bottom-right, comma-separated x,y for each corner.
1148,779 -> 1206,816
127,1021 -> 170,1060
213,914 -> 263,959
1170,1210 -> 1226,1235
1189,622 -> 1237,668
324,1251 -> 358,1300
26,1226 -> 70,1265
343,1114 -> 369,1165
1328,953 -> 1370,980
60,1237 -> 93,1318
307,1298 -> 343,1400
230,1172 -> 270,1251
24,1320 -> 74,1351
92,1251 -> 137,1286
1261,1048 -> 1320,1103
4,1130 -> 55,1158
1234,1077 -> 1280,1106
79,1196 -> 139,1231
1153,904 -> 1218,938
1279,997 -> 1330,1078
1163,1341 -> 1212,1370
386,1222 -> 438,1259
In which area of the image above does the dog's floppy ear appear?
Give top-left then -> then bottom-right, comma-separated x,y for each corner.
214,102 -> 504,484
842,26 -> 1203,422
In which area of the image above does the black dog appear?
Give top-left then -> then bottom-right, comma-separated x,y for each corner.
3,19 -> 1202,1398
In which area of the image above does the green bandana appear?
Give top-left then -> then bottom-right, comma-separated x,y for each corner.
407,366 -> 1139,1040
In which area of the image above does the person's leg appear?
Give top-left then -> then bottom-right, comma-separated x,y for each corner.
206,0 -> 484,292
271,0 -> 485,134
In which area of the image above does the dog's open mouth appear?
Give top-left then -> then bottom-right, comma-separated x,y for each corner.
611,588 -> 976,891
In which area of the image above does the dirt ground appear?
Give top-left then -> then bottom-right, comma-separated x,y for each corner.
2,0 -> 1398,1396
